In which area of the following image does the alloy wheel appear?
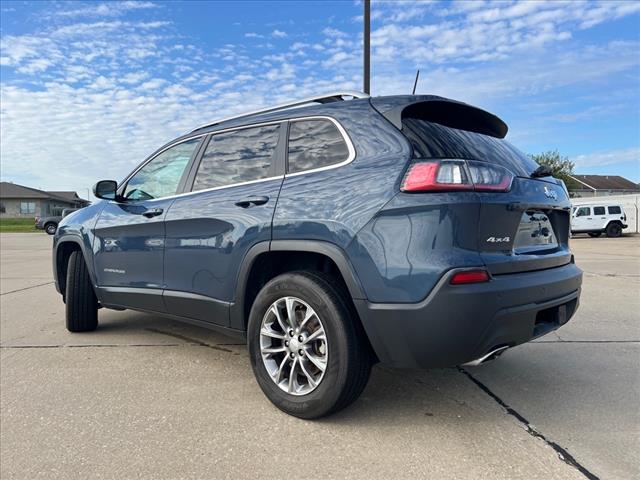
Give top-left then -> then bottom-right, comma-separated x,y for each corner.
259,296 -> 328,396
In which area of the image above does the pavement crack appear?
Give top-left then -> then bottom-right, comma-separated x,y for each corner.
0,281 -> 54,295
583,271 -> 640,278
533,340 -> 639,344
0,343 -> 186,349
458,367 -> 599,480
145,328 -> 237,353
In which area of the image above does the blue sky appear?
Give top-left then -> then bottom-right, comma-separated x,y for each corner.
1,0 -> 639,198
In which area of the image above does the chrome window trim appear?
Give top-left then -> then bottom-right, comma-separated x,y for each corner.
285,116 -> 356,178
114,115 -> 355,204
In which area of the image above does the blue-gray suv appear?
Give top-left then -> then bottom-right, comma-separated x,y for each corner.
53,91 -> 582,418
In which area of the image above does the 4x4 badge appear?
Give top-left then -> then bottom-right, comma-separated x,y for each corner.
486,236 -> 510,243
544,186 -> 558,200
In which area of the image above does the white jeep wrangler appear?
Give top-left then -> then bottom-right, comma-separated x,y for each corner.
571,203 -> 628,237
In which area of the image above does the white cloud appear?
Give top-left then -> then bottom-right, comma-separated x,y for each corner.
53,1 -> 157,18
271,29 -> 288,38
573,148 -> 640,168
322,27 -> 348,38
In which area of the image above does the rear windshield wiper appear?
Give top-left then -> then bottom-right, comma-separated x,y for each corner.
531,165 -> 553,178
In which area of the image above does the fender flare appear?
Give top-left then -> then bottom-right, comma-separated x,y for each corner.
229,240 -> 366,330
53,234 -> 97,295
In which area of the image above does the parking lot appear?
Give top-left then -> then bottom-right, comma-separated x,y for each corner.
1,232 -> 638,479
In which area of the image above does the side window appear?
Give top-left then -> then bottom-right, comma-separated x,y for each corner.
608,206 -> 622,215
193,125 -> 280,190
288,119 -> 350,173
575,207 -> 591,217
124,138 -> 200,201
593,206 -> 605,215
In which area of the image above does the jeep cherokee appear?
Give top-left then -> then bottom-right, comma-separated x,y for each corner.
53,91 -> 582,418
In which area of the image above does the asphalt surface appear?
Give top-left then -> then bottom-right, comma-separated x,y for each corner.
1,232 -> 638,479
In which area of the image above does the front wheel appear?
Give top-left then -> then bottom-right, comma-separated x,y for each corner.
45,223 -> 57,235
248,271 -> 371,419
65,251 -> 98,332
606,223 -> 622,238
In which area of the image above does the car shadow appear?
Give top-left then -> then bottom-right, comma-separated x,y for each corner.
94,309 -> 579,426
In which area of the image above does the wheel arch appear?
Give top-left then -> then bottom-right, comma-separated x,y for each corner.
230,240 -> 366,331
54,235 -> 96,298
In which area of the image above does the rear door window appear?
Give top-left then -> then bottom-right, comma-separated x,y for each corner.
193,124 -> 280,190
608,206 -> 622,215
593,206 -> 605,215
287,119 -> 350,173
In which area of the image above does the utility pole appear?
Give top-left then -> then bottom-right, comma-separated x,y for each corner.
363,0 -> 370,94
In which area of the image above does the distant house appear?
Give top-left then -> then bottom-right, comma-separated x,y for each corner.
0,182 -> 90,218
569,175 -> 640,197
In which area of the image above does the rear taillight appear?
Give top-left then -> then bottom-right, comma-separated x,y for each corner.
450,269 -> 490,285
401,159 -> 514,193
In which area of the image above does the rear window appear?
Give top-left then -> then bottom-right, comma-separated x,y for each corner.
593,206 -> 605,215
287,119 -> 350,173
608,206 -> 622,215
401,119 -> 538,177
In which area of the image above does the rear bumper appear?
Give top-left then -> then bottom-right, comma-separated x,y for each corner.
354,262 -> 582,369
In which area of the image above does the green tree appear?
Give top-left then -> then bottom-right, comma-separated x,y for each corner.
529,150 -> 580,189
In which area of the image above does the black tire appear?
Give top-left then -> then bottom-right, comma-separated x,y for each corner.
248,271 -> 372,419
65,251 -> 98,332
605,222 -> 622,238
45,223 -> 57,235
588,232 -> 602,238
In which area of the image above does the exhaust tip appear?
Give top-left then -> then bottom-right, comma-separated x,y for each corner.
462,345 -> 509,367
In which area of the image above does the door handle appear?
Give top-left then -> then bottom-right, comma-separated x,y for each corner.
142,208 -> 164,218
235,196 -> 269,208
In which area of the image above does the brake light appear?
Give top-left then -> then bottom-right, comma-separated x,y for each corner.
401,159 -> 514,193
450,269 -> 490,285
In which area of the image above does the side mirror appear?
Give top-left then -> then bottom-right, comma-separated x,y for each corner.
93,180 -> 118,200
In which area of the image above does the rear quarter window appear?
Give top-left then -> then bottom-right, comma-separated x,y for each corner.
287,119 -> 350,174
608,206 -> 622,215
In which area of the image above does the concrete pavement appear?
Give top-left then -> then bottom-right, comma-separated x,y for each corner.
1,233 -> 638,479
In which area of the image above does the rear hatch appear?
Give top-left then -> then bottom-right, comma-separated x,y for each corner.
475,177 -> 571,274
381,97 -> 572,275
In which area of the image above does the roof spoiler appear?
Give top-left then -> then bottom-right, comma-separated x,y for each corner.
375,97 -> 508,139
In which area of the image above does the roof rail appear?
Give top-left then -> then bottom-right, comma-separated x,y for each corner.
190,90 -> 369,133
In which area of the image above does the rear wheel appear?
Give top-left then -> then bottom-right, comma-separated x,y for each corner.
588,232 -> 602,238
248,271 -> 371,419
65,251 -> 98,332
45,223 -> 57,235
606,222 -> 622,238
